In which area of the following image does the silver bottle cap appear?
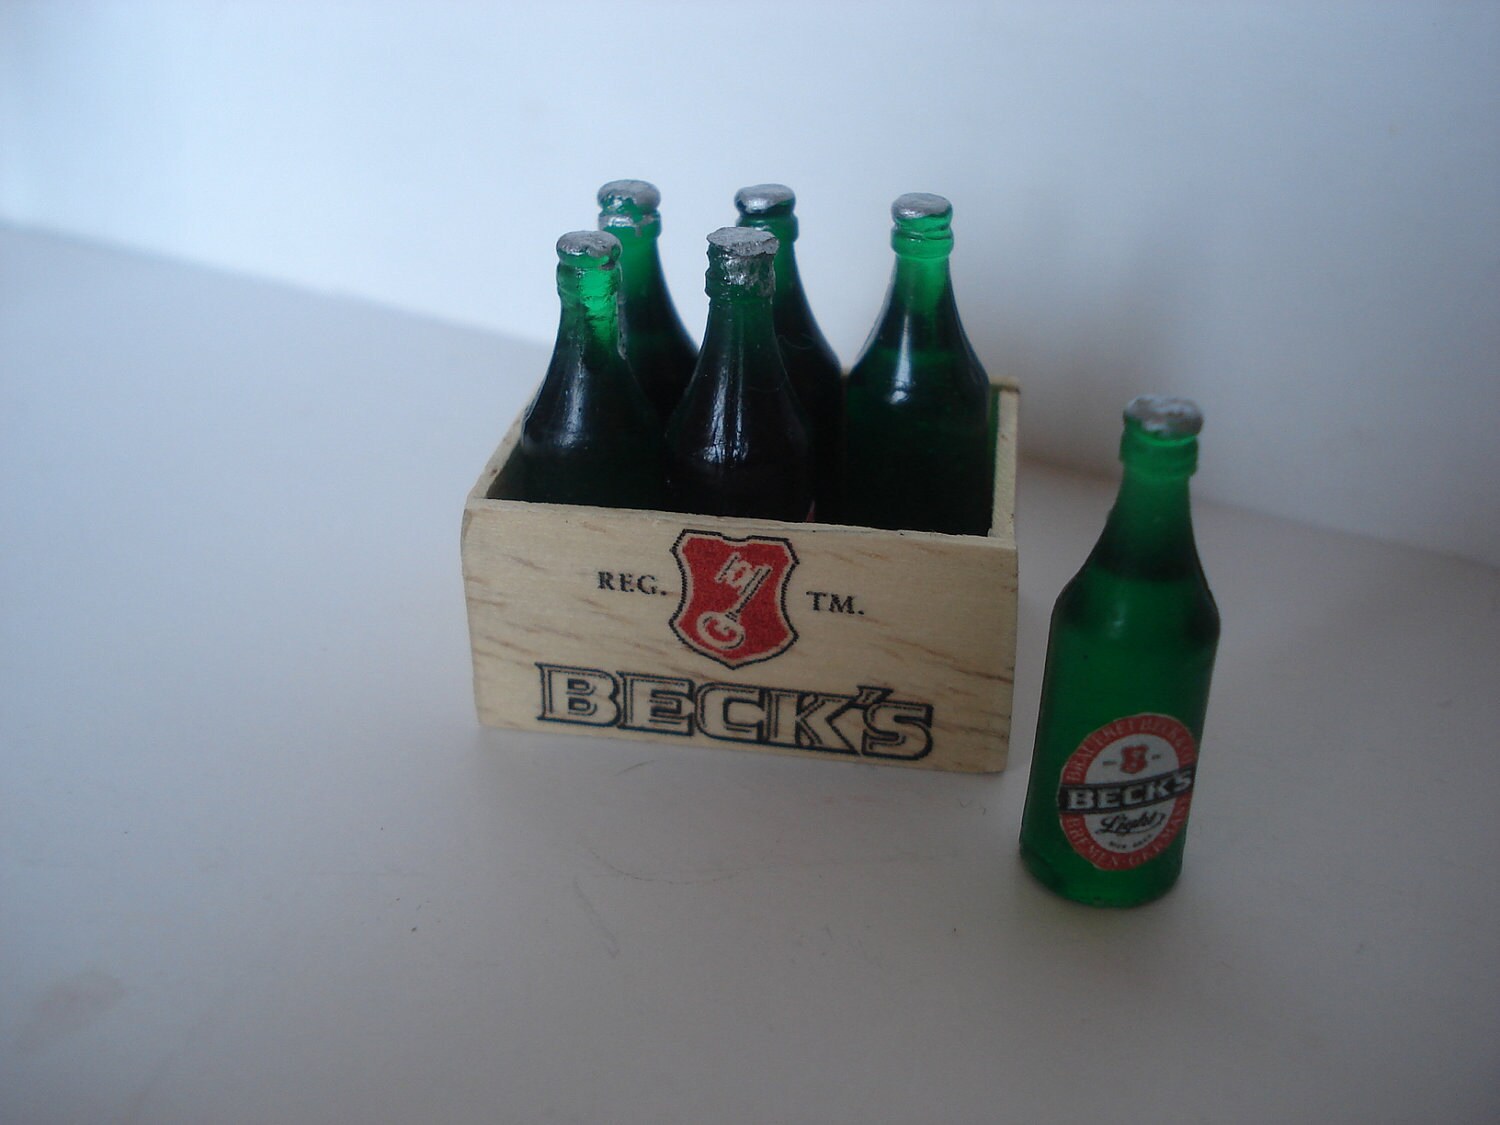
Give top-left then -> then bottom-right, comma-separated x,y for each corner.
597,179 -> 663,234
556,229 -> 620,266
734,184 -> 797,218
706,226 -> 778,293
597,179 -> 660,212
1125,395 -> 1204,438
892,192 -> 952,225
708,226 -> 778,257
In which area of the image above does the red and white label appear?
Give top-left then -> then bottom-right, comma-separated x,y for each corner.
1056,713 -> 1198,871
670,530 -> 799,669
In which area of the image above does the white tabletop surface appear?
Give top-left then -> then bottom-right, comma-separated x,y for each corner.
3,227 -> 1498,1124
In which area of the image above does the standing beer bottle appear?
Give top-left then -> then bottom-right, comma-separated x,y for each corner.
1019,397 -> 1220,907
666,227 -> 813,520
844,193 -> 992,535
734,184 -> 843,522
597,179 -> 698,419
518,231 -> 667,510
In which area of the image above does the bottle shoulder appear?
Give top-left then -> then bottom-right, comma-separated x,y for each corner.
525,349 -> 657,442
846,344 -> 989,414
667,371 -> 809,458
1054,559 -> 1220,649
848,306 -> 988,398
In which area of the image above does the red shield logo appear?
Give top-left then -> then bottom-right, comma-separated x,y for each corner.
670,530 -> 799,668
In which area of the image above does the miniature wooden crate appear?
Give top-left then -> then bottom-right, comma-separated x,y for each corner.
462,380 -> 1019,772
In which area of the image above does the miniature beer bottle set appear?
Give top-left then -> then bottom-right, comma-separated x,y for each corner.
468,179 -> 1222,906
464,179 -> 1018,775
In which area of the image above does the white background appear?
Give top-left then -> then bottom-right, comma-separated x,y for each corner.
3,0 -> 1498,566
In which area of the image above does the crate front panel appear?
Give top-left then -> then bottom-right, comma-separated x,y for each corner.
462,500 -> 1016,772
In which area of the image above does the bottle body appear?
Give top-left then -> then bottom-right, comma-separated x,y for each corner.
520,231 -> 668,511
844,194 -> 991,535
598,180 -> 698,419
735,185 -> 843,522
666,227 -> 813,521
1019,399 -> 1220,906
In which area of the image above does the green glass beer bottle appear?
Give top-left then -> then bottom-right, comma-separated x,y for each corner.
666,227 -> 813,521
1018,397 -> 1220,907
597,179 -> 699,419
844,193 -> 992,535
518,231 -> 667,510
734,184 -> 843,522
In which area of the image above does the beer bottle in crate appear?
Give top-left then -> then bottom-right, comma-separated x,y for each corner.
518,231 -> 667,510
666,227 -> 814,521
734,184 -> 843,522
597,179 -> 699,419
844,193 -> 992,535
1019,397 -> 1220,907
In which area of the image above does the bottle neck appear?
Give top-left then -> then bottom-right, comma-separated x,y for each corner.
612,226 -> 666,301
864,250 -> 968,367
555,265 -> 621,366
1091,462 -> 1199,577
891,249 -> 955,313
700,292 -> 779,383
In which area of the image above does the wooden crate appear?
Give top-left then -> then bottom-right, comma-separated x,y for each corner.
462,380 -> 1019,772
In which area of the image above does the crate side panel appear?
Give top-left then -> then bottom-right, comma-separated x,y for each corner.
462,504 -> 1016,772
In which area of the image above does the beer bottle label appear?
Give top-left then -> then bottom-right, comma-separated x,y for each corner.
1055,713 -> 1198,870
